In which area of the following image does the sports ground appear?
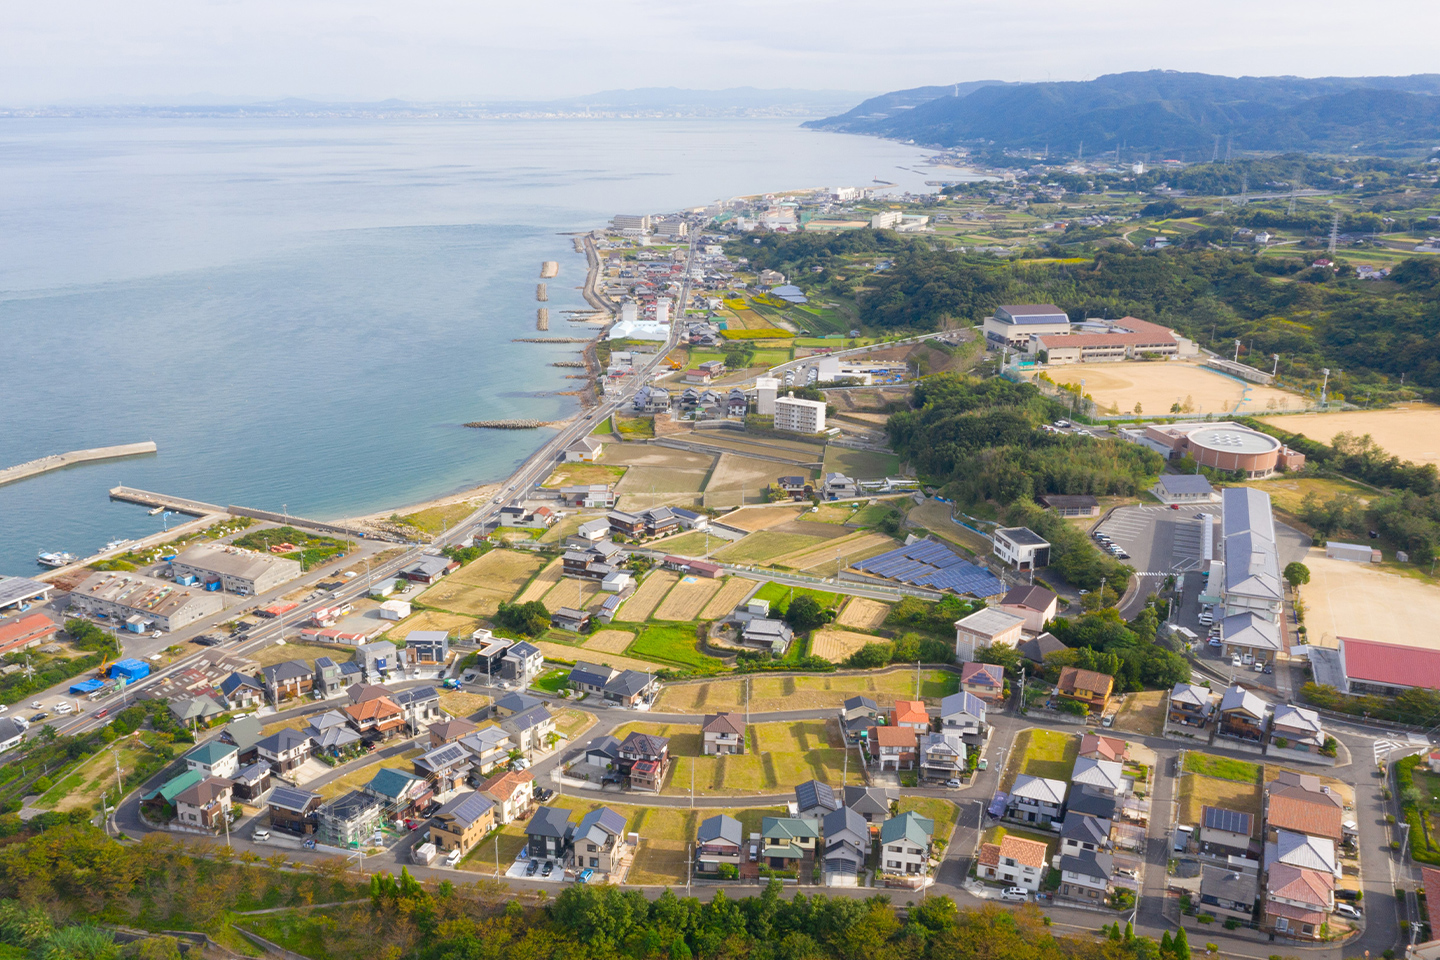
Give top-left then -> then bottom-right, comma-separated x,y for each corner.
1260,406 -> 1440,466
1302,549 -> 1440,649
1043,361 -> 1306,417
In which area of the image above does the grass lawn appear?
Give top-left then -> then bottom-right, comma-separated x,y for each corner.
1177,773 -> 1263,833
849,501 -> 904,527
649,530 -> 717,557
799,503 -> 864,524
315,748 -> 425,800
751,581 -> 841,614
541,462 -> 628,488
653,668 -> 958,713
531,668 -> 570,694
1111,690 -> 1166,738
898,797 -> 961,847
616,417 -> 655,439
437,690 -> 492,719
713,531 -> 827,565
252,642 -> 354,669
590,418 -> 614,436
823,446 -> 900,480
1183,753 -> 1261,783
1001,729 -> 1080,790
397,502 -> 476,536
623,622 -> 724,672
553,708 -> 596,741
1238,476 -> 1374,519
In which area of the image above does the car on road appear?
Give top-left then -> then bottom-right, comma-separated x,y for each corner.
541,862 -> 554,878
1263,664 -> 1273,675
95,708 -> 108,719
252,829 -> 270,842
977,758 -> 988,771
30,701 -> 41,709
1000,887 -> 1029,902
525,860 -> 540,877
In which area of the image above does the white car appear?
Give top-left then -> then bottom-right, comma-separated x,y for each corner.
54,703 -> 73,715
1334,902 -> 1362,921
30,701 -> 41,710
1231,654 -> 1243,667
1000,887 -> 1029,902
445,847 -> 463,867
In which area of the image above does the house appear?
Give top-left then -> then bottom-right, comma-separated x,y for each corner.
600,570 -> 633,594
999,585 -> 1059,634
741,617 -> 793,654
563,436 -> 604,463
185,740 -> 240,780
0,717 -> 22,754
820,806 -> 870,880
1268,829 -> 1340,877
839,695 -> 880,741
394,686 -> 443,735
842,785 -> 893,823
1016,632 -> 1067,665
1270,704 -> 1325,757
312,657 -> 345,699
993,527 -> 1050,571
558,485 -> 615,509
428,791 -> 496,858
405,631 -> 450,665
1061,814 -> 1112,856
220,715 -> 265,764
219,671 -> 266,711
774,476 -> 813,501
979,833 -> 1048,891
412,741 -> 475,796
315,790 -> 384,847
174,776 -> 234,831
428,717 -> 479,748
793,780 -> 841,826
563,543 -> 624,581
502,705 -> 556,754
499,641 -> 544,684
890,699 -> 931,732
959,661 -> 1006,703
229,762 -> 272,803
919,732 -> 966,782
1264,771 -> 1344,842
255,728 -> 313,774
1200,806 -> 1254,855
954,609 -> 1024,661
457,727 -> 513,777
582,734 -> 622,774
261,660 -> 313,704
343,695 -> 407,741
267,785 -> 322,835
696,814 -> 744,872
939,691 -> 987,738
574,517 -> 613,542
169,695 -> 227,727
870,725 -> 918,771
1056,666 -> 1114,714
603,670 -> 656,707
1066,784 -> 1118,822
1264,863 -> 1334,939
551,607 -> 591,632
1152,474 -> 1216,504
761,816 -> 820,869
1217,684 -> 1271,743
480,769 -> 535,824
820,473 -> 859,500
618,731 -> 669,791
400,556 -> 458,585
494,691 -> 544,718
1008,775 -> 1067,826
1072,756 -> 1128,796
701,712 -> 746,755
364,767 -> 432,819
572,807 -> 632,875
1167,682 -> 1217,730
526,806 -> 574,861
878,811 -> 933,876
1036,494 -> 1100,518
1058,850 -> 1114,901
141,770 -> 204,820
1078,734 -> 1128,764
356,640 -> 399,681
1199,863 -> 1259,923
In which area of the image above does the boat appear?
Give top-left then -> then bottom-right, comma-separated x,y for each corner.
37,551 -> 77,568
104,538 -> 133,551
148,506 -> 165,516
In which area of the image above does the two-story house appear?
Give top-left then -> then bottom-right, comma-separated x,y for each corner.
219,672 -> 265,711
878,811 -> 933,876
261,660 -> 313,704
255,728 -> 313,775
1059,850 -> 1114,902
428,792 -> 496,859
602,670 -> 656,708
919,732 -> 966,783
978,833 -> 1048,891
480,769 -> 535,824
792,780 -> 841,827
761,816 -> 819,870
870,726 -> 918,771
1055,666 -> 1114,715
1217,685 -> 1271,743
343,694 -> 407,741
393,686 -> 443,735
617,731 -> 669,792
1199,863 -> 1259,924
1167,681 -> 1218,731
305,711 -> 361,757
428,717 -> 478,748
1269,704 -> 1325,758
695,814 -> 744,873
1264,770 -> 1344,843
499,641 -> 544,684
502,705 -> 557,755
364,767 -> 432,820
1061,815 -> 1113,858
1200,805 -> 1254,857
492,691 -> 542,719
701,712 -> 746,755
939,691 -> 987,739
1264,863 -> 1334,940
572,807 -> 631,876
820,806 -> 870,882
412,741 -> 475,797
526,806 -> 574,862
998,584 -> 1059,634
959,662 -> 1006,703
1008,775 -> 1067,826
890,700 -> 931,732
1071,756 -> 1128,797
312,657 -> 345,699
839,695 -> 880,741
184,741 -> 239,780
174,776 -> 234,831
842,785 -> 893,824
267,785 -> 322,836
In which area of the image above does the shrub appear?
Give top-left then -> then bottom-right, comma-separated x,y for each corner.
1197,914 -> 1213,924
716,863 -> 738,880
1223,919 -> 1239,930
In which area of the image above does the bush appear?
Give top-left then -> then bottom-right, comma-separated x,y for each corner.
716,863 -> 738,880
1196,914 -> 1213,924
1223,919 -> 1238,930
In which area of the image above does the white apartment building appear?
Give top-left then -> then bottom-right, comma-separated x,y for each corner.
755,377 -> 779,416
871,211 -> 903,229
774,396 -> 826,434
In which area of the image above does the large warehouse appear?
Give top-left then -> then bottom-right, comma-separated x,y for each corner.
1131,421 -> 1305,479
170,542 -> 302,596
69,571 -> 224,633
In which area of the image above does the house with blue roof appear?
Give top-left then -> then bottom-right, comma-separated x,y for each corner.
364,767 -> 432,819
184,740 -> 239,779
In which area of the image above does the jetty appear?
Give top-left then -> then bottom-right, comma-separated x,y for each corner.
108,486 -> 396,541
0,442 -> 158,488
464,420 -> 544,429
551,361 -> 586,368
513,337 -> 591,344
108,486 -> 225,517
537,307 -> 549,331
536,283 -> 548,302
540,261 -> 559,279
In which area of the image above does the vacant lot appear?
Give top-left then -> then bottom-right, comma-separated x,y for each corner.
705,455 -> 795,508
618,570 -> 680,621
514,556 -> 565,604
316,748 -> 424,800
438,690 -> 492,719
1178,772 -> 1263,832
1184,753 -> 1261,782
654,668 -> 958,713
1239,476 -> 1373,519
541,462 -> 627,488
752,582 -> 841,614
582,629 -> 638,654
653,576 -> 725,621
1111,690 -> 1166,738
623,623 -> 722,671
801,503 -> 865,524
1259,406 -> 1440,466
836,597 -> 891,631
721,505 -> 804,532
616,463 -> 709,498
781,531 -> 901,574
387,609 -> 476,642
398,502 -> 477,536
907,498 -> 991,555
614,720 -> 861,797
419,549 -> 546,616
253,642 -> 353,668
1303,547 -> 1440,649
823,446 -> 900,480
45,736 -> 164,813
534,641 -> 657,675
1045,361 -> 1306,417
811,628 -> 880,663
714,530 -> 827,565
899,797 -> 962,845
1001,729 -> 1080,791
699,577 -> 757,619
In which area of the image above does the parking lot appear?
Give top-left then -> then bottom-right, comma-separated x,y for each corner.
1094,503 -> 1218,578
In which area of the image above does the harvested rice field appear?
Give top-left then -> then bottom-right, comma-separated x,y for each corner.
581,629 -> 638,655
835,597 -> 891,631
418,549 -> 546,617
652,575 -> 725,621
719,505 -> 803,532
810,628 -> 880,663
514,556 -> 565,603
698,577 -> 758,620
617,570 -> 680,621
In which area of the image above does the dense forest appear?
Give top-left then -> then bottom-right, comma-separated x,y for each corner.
741,232 -> 1440,397
0,823 -> 1203,960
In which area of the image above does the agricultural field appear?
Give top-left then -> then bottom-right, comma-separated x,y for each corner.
541,462 -> 628,488
581,629 -> 638,654
751,582 -> 841,614
704,454 -> 794,508
653,668 -> 958,713
810,628 -> 880,663
713,530 -> 827,565
617,570 -> 680,621
418,549 -> 546,617
621,622 -> 723,671
386,609 -> 476,642
1300,547 -> 1440,649
252,642 -> 354,669
836,597 -> 891,631
1000,730 -> 1080,791
721,505 -> 804,532
1043,361 -> 1307,418
514,557 -> 565,603
698,577 -> 758,619
537,515 -> 584,544
652,575 -> 726,621
800,502 -> 866,524
615,417 -> 655,439
780,531 -> 901,575
1259,406 -> 1440,466
647,530 -> 716,556
822,446 -> 901,480
541,576 -> 603,612
534,642 -> 658,675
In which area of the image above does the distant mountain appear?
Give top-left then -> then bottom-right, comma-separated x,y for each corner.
803,71 -> 1440,155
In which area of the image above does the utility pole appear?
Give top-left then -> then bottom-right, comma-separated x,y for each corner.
1321,368 -> 1331,407
1272,354 -> 1280,378
1233,339 -> 1242,362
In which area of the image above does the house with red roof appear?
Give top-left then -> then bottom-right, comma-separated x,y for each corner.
0,613 -> 59,657
959,662 -> 1006,703
890,700 -> 931,732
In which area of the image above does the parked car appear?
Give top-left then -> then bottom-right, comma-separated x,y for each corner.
1102,714 -> 1114,727
1231,655 -> 1242,668
445,848 -> 462,867
1208,638 -> 1222,648
1335,888 -> 1362,902
1263,664 -> 1273,675
252,829 -> 270,842
1001,887 -> 1029,902
577,868 -> 594,883
525,860 -> 540,877
977,758 -> 988,771
541,862 -> 554,878
749,842 -> 759,862
945,779 -> 962,789
1170,504 -> 1180,510
1334,903 -> 1362,920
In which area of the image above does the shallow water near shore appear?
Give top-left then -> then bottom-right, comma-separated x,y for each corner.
0,118 -> 955,572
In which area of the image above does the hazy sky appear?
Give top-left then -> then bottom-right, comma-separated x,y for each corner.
5,0 -> 1437,104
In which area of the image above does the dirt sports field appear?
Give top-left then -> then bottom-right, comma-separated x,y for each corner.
811,629 -> 880,663
653,575 -> 724,621
418,549 -> 545,616
836,597 -> 891,630
582,630 -> 638,654
1043,362 -> 1306,417
1302,548 -> 1440,649
617,570 -> 680,621
1259,406 -> 1440,466
699,577 -> 756,619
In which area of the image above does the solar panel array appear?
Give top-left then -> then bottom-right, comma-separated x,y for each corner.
853,541 -> 1004,597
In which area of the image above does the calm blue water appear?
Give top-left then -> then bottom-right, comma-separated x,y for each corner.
0,118 -> 944,572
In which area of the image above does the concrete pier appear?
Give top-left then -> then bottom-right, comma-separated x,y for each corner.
537,307 -> 549,330
0,442 -> 157,488
540,261 -> 559,279
109,486 -> 224,517
537,283 -> 548,302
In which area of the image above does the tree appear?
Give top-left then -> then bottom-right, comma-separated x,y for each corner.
1174,925 -> 1192,960
783,595 -> 830,632
1283,562 -> 1311,589
495,600 -> 550,637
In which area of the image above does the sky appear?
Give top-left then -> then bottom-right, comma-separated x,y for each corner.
4,0 -> 1438,105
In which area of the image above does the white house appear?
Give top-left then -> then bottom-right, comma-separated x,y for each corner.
1008,775 -> 1067,826
992,527 -> 1050,571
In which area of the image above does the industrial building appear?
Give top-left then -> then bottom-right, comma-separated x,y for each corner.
1127,422 -> 1304,479
0,576 -> 53,613
170,542 -> 302,596
69,571 -> 224,633
774,396 -> 827,434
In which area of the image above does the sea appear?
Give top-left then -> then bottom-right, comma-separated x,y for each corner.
0,117 -> 970,575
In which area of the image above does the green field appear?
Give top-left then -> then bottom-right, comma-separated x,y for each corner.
712,531 -> 825,564
752,581 -> 841,614
531,668 -> 570,694
1001,729 -> 1080,790
823,446 -> 900,480
649,530 -> 716,556
1183,753 -> 1261,783
849,500 -> 904,527
621,622 -> 725,672
616,417 -> 655,439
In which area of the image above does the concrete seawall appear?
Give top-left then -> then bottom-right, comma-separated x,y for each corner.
0,442 -> 157,488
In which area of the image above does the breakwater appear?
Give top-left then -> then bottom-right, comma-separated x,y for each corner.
513,337 -> 591,344
550,360 -> 585,368
537,307 -> 549,330
537,283 -> 548,301
464,420 -> 544,429
1,442 -> 158,488
540,261 -> 559,278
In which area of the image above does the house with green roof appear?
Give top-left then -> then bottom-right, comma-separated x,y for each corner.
760,816 -> 819,869
141,769 -> 205,817
363,767 -> 432,819
879,811 -> 934,877
185,740 -> 239,779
